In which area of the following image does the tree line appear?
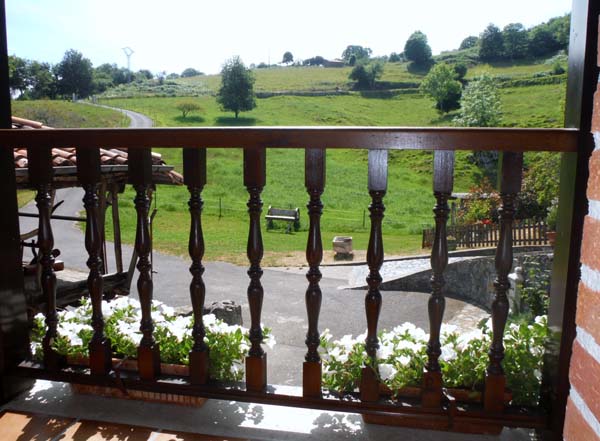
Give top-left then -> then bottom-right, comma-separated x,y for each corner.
9,49 -> 204,100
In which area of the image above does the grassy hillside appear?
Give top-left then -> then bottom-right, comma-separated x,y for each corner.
100,58 -> 559,99
99,78 -> 566,263
12,100 -> 129,128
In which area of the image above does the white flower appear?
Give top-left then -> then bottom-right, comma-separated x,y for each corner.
128,332 -> 143,346
398,355 -> 411,366
535,315 -> 547,326
440,345 -> 457,362
338,334 -> 356,351
265,334 -> 276,349
169,316 -> 190,341
377,342 -> 394,360
203,314 -> 217,326
321,329 -> 332,342
440,324 -> 458,336
379,363 -> 397,381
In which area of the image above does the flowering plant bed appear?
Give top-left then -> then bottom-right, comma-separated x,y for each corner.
30,296 -> 275,404
320,316 -> 547,407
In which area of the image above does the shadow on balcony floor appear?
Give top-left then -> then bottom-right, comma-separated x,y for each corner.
1,380 -> 534,441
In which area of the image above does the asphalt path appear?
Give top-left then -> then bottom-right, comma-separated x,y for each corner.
20,104 -> 477,386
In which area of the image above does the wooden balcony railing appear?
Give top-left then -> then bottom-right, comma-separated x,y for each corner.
0,126 -> 579,433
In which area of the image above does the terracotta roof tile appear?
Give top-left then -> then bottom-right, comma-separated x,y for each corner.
11,116 -> 182,185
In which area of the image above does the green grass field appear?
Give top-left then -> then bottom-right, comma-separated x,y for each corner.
98,80 -> 566,263
12,100 -> 129,128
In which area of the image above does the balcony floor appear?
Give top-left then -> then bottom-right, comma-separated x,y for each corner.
1,380 -> 534,441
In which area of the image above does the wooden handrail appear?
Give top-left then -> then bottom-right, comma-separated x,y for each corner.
2,126 -> 579,151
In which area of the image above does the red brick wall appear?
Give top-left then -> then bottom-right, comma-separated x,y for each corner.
563,20 -> 600,441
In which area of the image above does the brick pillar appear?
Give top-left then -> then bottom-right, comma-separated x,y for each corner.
563,18 -> 600,441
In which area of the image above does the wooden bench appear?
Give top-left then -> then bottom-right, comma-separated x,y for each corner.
265,206 -> 300,233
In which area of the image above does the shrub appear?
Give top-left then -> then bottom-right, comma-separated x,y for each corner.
454,73 -> 501,127
349,62 -> 384,89
419,63 -> 462,113
175,100 -> 203,118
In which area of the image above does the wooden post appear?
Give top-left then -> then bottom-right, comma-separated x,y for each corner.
303,148 -> 325,398
423,151 -> 454,408
360,149 -> 387,402
183,148 -> 209,385
29,145 -> 63,371
244,148 -> 267,392
0,0 -> 32,401
77,147 -> 111,375
128,148 -> 160,380
484,152 -> 522,413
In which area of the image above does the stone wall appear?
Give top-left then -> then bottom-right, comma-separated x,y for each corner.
381,252 -> 552,312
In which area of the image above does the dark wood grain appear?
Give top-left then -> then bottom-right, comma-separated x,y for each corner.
423,151 -> 454,408
361,150 -> 387,402
77,147 -> 111,375
128,148 -> 160,380
485,152 -> 523,413
183,148 -> 209,385
0,127 -> 577,152
244,148 -> 267,392
303,148 -> 325,398
28,146 -> 62,371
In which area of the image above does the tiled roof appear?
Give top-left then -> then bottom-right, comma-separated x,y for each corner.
12,116 -> 183,185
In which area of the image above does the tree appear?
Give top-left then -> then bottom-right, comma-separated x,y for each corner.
217,56 -> 256,119
282,51 -> 294,64
341,45 -> 372,65
479,24 -> 504,61
56,49 -> 94,98
419,63 -> 462,112
453,62 -> 468,81
404,31 -> 432,66
528,27 -> 558,56
176,100 -> 203,118
181,68 -> 203,77
26,61 -> 57,99
388,52 -> 402,63
303,56 -> 325,66
459,36 -> 479,50
349,62 -> 383,89
502,23 -> 529,59
136,69 -> 153,81
454,73 -> 501,127
8,55 -> 28,96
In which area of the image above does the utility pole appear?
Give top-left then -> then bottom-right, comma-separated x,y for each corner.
122,47 -> 134,82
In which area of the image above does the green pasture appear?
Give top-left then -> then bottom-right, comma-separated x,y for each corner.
99,81 -> 566,263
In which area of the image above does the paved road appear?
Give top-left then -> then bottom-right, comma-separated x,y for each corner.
20,105 -> 483,386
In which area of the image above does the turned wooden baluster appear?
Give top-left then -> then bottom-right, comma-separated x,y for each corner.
422,151 -> 454,408
128,148 -> 160,380
244,148 -> 267,392
183,148 -> 209,385
303,148 -> 326,398
484,152 -> 523,412
28,146 -> 63,371
360,149 -> 387,402
77,147 -> 111,375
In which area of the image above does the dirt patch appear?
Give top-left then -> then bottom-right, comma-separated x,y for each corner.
212,250 -> 369,267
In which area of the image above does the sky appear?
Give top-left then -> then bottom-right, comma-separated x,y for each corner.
7,0 -> 572,75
